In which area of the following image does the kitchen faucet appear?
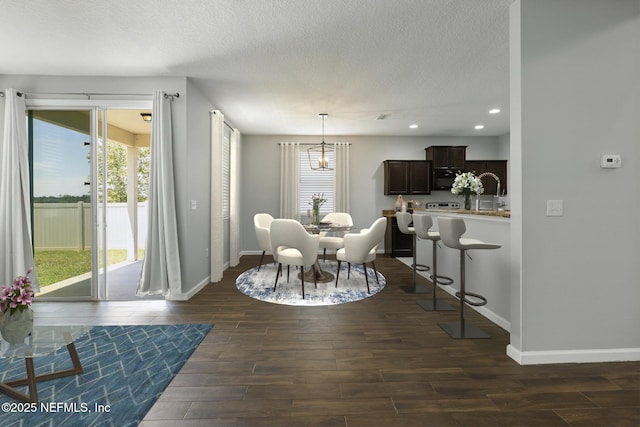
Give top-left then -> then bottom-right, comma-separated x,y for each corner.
477,172 -> 506,209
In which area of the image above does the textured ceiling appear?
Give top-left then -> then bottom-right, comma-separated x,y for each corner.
0,0 -> 513,136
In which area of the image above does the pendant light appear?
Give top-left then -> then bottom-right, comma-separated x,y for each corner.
307,113 -> 334,171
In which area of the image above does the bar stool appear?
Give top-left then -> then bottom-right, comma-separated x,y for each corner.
412,214 -> 455,312
437,217 -> 501,339
396,212 -> 430,293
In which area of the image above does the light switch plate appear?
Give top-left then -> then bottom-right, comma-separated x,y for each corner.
546,200 -> 563,217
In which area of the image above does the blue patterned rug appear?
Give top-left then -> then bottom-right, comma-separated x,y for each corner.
0,324 -> 212,426
236,260 -> 385,306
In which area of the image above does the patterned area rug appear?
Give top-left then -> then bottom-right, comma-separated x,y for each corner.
0,324 -> 212,427
236,260 -> 385,306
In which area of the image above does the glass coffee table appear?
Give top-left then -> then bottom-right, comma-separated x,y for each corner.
1,325 -> 89,403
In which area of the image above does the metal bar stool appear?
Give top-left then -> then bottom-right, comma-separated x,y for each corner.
437,217 -> 501,338
396,212 -> 430,294
412,214 -> 455,311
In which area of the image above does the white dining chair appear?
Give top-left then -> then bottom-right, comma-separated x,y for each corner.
254,213 -> 274,271
270,219 -> 320,299
318,212 -> 354,261
335,217 -> 386,294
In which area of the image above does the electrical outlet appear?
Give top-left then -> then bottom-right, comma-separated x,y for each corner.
204,248 -> 209,258
191,200 -> 197,210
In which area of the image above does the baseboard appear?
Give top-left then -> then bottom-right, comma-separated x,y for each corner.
507,345 -> 640,365
166,276 -> 211,301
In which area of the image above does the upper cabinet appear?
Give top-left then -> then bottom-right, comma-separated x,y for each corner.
383,160 -> 431,195
425,146 -> 467,170
465,160 -> 508,195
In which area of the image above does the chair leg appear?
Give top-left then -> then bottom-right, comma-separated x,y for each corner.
335,260 -> 342,287
258,251 -> 265,271
371,260 -> 379,284
363,263 -> 370,294
301,271 -> 305,299
323,248 -> 327,261
273,263 -> 281,292
287,265 -> 290,283
347,263 -> 351,279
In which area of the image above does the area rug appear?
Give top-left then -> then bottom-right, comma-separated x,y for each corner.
236,260 -> 385,306
0,324 -> 212,427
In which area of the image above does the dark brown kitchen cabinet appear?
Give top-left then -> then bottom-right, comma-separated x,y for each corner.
465,160 -> 508,195
383,160 -> 431,195
384,216 -> 414,257
425,146 -> 467,169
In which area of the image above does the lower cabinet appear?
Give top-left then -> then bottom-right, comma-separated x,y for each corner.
384,216 -> 413,257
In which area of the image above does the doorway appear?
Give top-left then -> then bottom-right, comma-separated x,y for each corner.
29,106 -> 154,300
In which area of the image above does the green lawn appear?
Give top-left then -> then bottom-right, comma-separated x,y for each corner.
34,249 -> 144,286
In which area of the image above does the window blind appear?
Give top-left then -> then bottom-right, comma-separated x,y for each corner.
298,150 -> 335,216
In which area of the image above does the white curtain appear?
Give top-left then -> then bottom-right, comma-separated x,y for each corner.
0,89 -> 39,291
210,110 -> 224,282
137,91 -> 182,296
279,142 -> 300,219
229,128 -> 241,267
334,142 -> 350,213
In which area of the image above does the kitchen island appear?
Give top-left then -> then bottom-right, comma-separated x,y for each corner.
385,209 -> 511,332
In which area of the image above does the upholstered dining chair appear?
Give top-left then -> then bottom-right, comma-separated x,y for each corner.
318,212 -> 354,261
270,219 -> 320,299
335,217 -> 386,294
254,213 -> 274,271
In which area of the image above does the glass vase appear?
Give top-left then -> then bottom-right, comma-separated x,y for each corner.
464,194 -> 472,210
0,308 -> 34,344
312,205 -> 320,225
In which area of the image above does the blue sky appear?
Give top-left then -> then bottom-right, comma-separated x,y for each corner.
32,118 -> 91,198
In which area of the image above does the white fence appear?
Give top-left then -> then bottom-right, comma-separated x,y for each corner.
33,202 -> 148,251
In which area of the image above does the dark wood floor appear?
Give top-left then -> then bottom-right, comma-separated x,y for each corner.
34,255 -> 639,427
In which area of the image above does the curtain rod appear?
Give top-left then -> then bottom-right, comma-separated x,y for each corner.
277,142 -> 351,146
210,110 -> 235,130
0,91 -> 179,99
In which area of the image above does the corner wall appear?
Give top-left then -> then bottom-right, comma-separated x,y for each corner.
509,0 -> 640,364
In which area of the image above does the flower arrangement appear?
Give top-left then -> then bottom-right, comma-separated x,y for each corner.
310,193 -> 327,210
1,268 -> 34,315
309,193 -> 327,225
451,171 -> 484,196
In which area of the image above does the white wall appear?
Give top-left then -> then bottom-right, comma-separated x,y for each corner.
0,75 -> 215,298
240,134 -> 503,253
509,0 -> 640,364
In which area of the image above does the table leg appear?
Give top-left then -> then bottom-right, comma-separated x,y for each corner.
300,261 -> 335,283
1,342 -> 84,403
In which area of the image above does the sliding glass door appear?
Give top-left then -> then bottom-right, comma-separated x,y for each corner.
30,109 -> 94,298
29,105 -> 152,300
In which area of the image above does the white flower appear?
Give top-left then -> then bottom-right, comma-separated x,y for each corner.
451,172 -> 484,196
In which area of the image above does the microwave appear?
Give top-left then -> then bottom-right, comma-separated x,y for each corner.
432,169 -> 457,190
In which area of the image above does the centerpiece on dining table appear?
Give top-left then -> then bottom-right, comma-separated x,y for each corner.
451,171 -> 484,210
309,193 -> 327,226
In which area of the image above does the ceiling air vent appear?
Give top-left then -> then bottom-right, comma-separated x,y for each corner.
376,113 -> 389,120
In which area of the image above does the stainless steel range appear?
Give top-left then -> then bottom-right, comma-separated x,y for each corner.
426,202 -> 460,209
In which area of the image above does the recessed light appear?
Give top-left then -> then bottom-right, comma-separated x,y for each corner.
474,124 -> 485,130
489,108 -> 501,114
409,124 -> 418,129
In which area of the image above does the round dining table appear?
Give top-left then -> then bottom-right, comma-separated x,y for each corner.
302,223 -> 354,283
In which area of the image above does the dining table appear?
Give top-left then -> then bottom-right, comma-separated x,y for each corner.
302,222 -> 354,283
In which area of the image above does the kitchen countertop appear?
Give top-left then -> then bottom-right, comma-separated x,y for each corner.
383,208 -> 511,218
